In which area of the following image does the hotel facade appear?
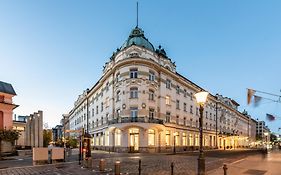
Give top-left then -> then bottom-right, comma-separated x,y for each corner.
65,26 -> 256,153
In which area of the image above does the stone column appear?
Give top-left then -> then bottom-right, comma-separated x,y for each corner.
34,113 -> 39,147
25,116 -> 30,146
38,111 -> 43,147
30,114 -> 34,147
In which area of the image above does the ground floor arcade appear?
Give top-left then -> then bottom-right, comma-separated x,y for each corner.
91,123 -> 250,153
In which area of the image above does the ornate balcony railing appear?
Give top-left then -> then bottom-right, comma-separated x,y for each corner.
108,117 -> 164,125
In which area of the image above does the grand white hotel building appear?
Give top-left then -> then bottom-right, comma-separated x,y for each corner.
65,26 -> 256,153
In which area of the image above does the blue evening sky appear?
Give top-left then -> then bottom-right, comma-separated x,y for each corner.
0,1 -> 280,132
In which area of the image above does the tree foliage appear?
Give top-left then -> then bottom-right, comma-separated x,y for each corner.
43,129 -> 52,147
0,129 -> 20,143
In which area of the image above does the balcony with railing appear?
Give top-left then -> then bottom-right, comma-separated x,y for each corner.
108,117 -> 164,125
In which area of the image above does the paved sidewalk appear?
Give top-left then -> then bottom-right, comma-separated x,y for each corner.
209,149 -> 281,175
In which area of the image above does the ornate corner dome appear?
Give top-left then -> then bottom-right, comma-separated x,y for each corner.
121,27 -> 155,52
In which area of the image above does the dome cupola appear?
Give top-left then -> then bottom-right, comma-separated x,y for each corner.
121,27 -> 155,52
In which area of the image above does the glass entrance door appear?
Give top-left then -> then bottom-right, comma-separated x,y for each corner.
129,128 -> 139,152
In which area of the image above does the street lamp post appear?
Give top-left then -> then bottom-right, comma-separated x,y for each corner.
194,91 -> 209,175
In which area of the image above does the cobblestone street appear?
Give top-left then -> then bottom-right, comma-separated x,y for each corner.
0,149 -> 261,175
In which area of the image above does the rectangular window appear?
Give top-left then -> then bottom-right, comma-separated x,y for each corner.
184,89 -> 187,97
196,107 -> 199,116
105,97 -> 109,108
165,130 -> 170,146
176,86 -> 180,94
166,112 -> 171,122
148,129 -> 155,146
115,129 -> 121,146
176,100 -> 180,109
92,108 -> 94,117
184,117 -> 186,126
96,106 -> 98,114
206,111 -> 208,119
106,82 -> 109,91
149,71 -> 155,81
195,134 -> 199,146
116,109 -> 121,119
190,105 -> 193,114
184,103 -> 187,112
166,95 -> 170,105
116,90 -> 121,102
130,68 -> 138,78
116,72 -> 121,82
148,89 -> 155,101
101,102 -> 104,112
166,79 -> 171,89
130,87 -> 138,98
182,133 -> 187,146
189,134 -> 193,146
190,92 -> 193,101
130,107 -> 138,118
149,108 -> 155,119
176,115 -> 179,124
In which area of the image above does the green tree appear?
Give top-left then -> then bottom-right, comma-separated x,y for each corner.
0,129 -> 20,159
43,129 -> 52,147
67,137 -> 78,148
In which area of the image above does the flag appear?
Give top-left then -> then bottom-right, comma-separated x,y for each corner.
266,113 -> 276,121
247,88 -> 256,105
254,95 -> 262,107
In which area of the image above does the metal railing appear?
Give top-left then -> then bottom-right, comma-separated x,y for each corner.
108,117 -> 163,125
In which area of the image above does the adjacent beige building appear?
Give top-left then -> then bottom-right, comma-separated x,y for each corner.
66,26 -> 256,153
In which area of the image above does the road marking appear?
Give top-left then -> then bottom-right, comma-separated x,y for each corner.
230,158 -> 245,165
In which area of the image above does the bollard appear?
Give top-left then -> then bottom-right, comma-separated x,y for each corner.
115,161 -> 121,175
138,159 -> 141,175
223,164 -> 228,175
171,162 -> 174,175
99,159 -> 105,172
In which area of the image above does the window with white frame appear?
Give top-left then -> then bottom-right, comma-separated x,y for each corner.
184,89 -> 187,97
148,89 -> 155,101
176,100 -> 180,109
149,108 -> 155,119
176,85 -> 180,94
130,107 -> 138,118
166,112 -> 171,122
149,70 -> 155,81
184,103 -> 187,112
165,95 -> 171,105
130,68 -> 138,78
130,87 -> 138,98
166,79 -> 171,89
